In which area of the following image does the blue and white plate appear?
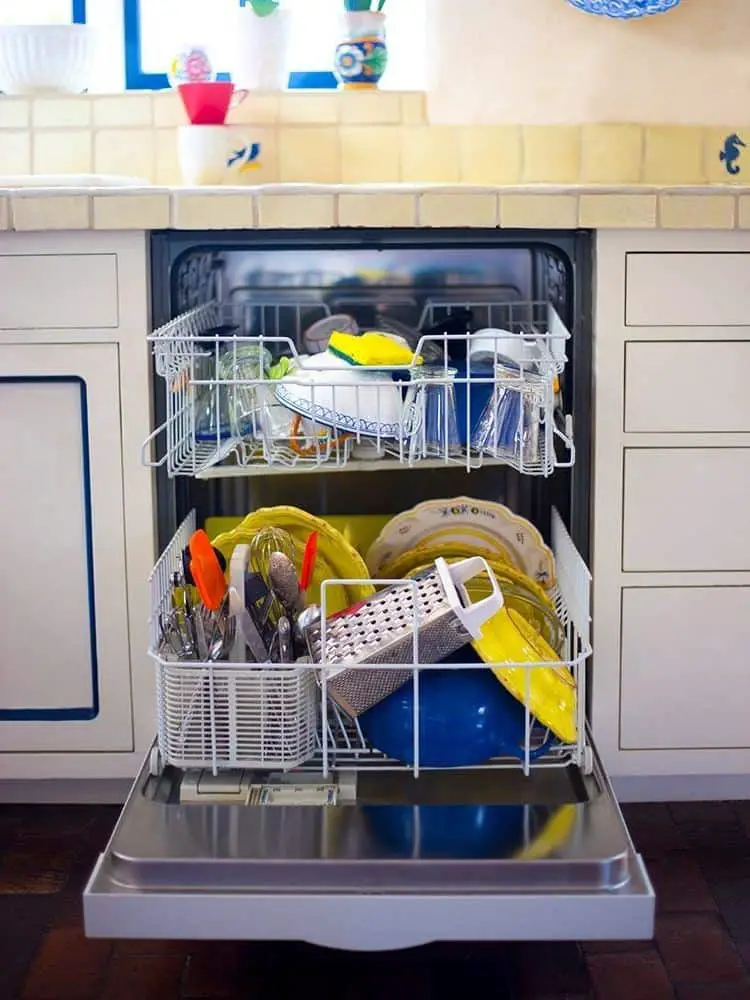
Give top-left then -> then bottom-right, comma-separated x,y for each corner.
567,0 -> 681,17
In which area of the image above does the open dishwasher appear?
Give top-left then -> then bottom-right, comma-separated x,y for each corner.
84,228 -> 654,949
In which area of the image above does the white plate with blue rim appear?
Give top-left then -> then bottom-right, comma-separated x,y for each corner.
273,351 -> 404,440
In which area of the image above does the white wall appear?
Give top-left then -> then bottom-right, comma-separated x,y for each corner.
427,0 -> 750,124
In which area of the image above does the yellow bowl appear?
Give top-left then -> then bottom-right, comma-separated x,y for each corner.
211,505 -> 374,615
379,542 -> 514,581
473,607 -> 577,745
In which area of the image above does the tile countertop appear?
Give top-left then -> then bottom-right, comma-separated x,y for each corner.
3,183 -> 750,232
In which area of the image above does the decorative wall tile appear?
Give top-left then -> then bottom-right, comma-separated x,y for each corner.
704,128 -> 750,185
401,126 -> 460,183
0,131 -> 31,174
459,126 -> 522,185
0,99 -> 29,130
32,98 -> 91,129
278,127 -> 340,183
582,124 -> 643,184
340,126 -> 401,183
93,96 -> 153,128
523,126 -> 582,184
94,129 -> 154,182
644,126 -> 705,185
33,130 -> 92,174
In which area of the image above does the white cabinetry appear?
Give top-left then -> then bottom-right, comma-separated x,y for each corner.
594,230 -> 750,800
0,233 -> 155,786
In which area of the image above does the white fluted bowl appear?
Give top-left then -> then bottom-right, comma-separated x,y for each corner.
0,25 -> 90,96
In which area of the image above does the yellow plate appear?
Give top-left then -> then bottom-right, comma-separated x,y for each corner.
473,607 -> 577,745
205,513 -> 390,561
379,542 -> 513,581
514,804 -> 577,861
211,506 -> 374,616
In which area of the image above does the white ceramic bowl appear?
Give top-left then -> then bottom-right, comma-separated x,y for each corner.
0,25 -> 90,96
469,328 -> 541,368
274,352 -> 404,439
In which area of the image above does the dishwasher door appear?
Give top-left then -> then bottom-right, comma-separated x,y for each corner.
84,739 -> 654,950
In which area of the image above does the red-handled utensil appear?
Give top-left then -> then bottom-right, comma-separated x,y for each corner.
299,531 -> 319,596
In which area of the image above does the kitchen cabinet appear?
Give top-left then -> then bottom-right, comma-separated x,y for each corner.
0,343 -> 131,752
0,231 -> 156,786
594,230 -> 750,800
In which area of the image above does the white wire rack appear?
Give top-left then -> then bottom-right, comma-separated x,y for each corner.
148,509 -> 592,779
142,298 -> 575,479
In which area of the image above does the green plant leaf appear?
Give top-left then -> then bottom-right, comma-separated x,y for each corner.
248,0 -> 280,16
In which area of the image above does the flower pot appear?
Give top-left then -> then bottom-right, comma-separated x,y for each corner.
334,11 -> 388,90
231,6 -> 292,91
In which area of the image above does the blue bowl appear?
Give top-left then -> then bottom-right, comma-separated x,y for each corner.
364,804 -> 525,860
567,0 -> 680,16
359,662 -> 548,769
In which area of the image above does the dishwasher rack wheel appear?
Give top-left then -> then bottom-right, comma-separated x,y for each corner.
149,746 -> 163,778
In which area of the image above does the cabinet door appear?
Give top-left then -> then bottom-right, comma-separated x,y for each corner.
0,344 -> 132,752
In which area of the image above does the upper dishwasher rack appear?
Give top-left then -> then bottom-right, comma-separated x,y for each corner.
143,297 -> 575,480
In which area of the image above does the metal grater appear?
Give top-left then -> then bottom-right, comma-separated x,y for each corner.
307,556 -> 503,718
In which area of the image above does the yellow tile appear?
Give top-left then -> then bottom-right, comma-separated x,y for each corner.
643,127 -> 704,185
340,91 -> 402,125
93,95 -> 153,127
278,127 -> 340,183
154,129 -> 179,185
500,194 -> 578,230
0,196 -> 8,230
340,126 -> 400,183
420,193 -> 497,228
230,94 -> 279,126
172,193 -> 254,230
152,92 -> 187,128
703,129 -> 750,185
279,95 -> 339,125
93,194 -> 171,230
12,194 -> 90,231
659,194 -> 735,230
257,193 -> 335,229
32,97 -> 91,128
94,129 -> 154,182
582,124 -> 643,184
0,99 -> 29,129
33,131 -> 91,174
0,132 -> 30,173
523,126 -> 582,184
401,93 -> 426,126
225,127 -> 279,186
737,196 -> 750,229
338,192 -> 417,228
579,194 -> 657,228
459,126 -> 522,185
401,127 -> 460,183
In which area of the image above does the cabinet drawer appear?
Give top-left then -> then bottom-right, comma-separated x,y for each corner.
626,253 -> 750,327
623,448 -> 750,571
620,586 -> 750,750
0,254 -> 118,330
624,341 -> 750,433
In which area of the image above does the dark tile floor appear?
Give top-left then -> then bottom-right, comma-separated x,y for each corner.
2,802 -> 750,999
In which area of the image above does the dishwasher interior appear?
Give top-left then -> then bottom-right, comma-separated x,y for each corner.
84,229 -> 655,947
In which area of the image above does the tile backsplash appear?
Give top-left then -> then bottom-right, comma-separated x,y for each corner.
0,91 -> 748,187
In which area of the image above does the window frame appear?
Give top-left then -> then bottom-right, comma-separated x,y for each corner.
72,0 -> 86,22
122,0 -> 337,91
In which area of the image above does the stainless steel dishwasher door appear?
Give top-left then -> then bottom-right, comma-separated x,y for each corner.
84,740 -> 654,950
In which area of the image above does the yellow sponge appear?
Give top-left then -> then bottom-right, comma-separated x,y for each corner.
328,331 -> 422,367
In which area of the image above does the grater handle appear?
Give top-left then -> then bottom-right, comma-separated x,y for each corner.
435,556 -> 504,638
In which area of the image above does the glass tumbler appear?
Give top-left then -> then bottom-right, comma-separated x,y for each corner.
401,367 -> 462,463
471,362 -> 548,470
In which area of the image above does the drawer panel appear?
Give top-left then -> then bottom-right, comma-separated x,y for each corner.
623,448 -> 750,571
620,586 -> 750,750
624,341 -> 750,433
626,253 -> 750,327
0,254 -> 119,330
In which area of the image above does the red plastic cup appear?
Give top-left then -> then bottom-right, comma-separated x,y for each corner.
178,81 -> 237,126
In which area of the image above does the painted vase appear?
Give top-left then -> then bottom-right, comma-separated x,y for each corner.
334,11 -> 388,90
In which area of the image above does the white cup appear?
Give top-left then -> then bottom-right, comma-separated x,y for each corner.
177,124 -> 260,186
